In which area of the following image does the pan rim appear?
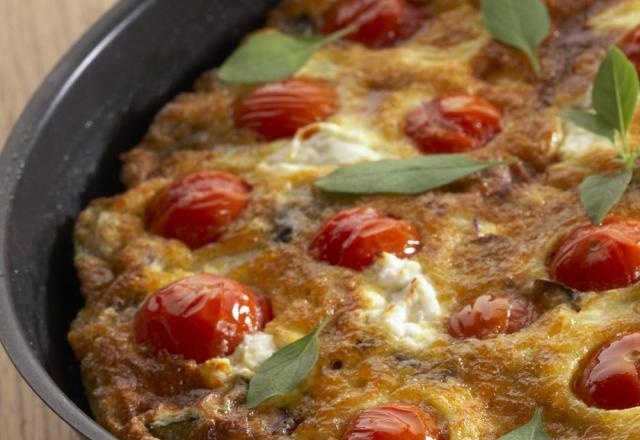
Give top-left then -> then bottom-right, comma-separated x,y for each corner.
0,1 -> 157,438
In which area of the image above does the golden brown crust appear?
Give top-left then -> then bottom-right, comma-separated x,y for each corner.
69,1 -> 640,439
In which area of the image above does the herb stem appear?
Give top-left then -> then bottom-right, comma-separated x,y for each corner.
619,129 -> 638,170
621,129 -> 630,168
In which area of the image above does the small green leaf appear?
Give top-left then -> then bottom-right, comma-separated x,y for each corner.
148,411 -> 202,440
580,170 -> 632,225
480,0 -> 551,75
497,408 -> 551,440
592,47 -> 639,136
560,110 -> 616,143
218,29 -> 348,83
315,155 -> 517,195
245,320 -> 330,408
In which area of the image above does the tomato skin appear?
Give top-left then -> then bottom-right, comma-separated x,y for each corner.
147,171 -> 251,249
621,26 -> 640,73
342,403 -> 443,440
575,332 -> 640,410
309,207 -> 421,271
548,219 -> 640,292
134,274 -> 271,363
447,294 -> 540,340
405,95 -> 502,154
234,79 -> 338,141
322,0 -> 427,48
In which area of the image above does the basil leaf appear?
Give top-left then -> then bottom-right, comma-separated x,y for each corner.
315,155 -> 517,195
560,110 -> 616,143
219,29 -> 348,83
497,408 -> 551,440
580,170 -> 632,225
592,47 -> 639,135
480,0 -> 550,75
245,320 -> 330,408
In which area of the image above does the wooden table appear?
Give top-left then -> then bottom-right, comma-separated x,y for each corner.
0,1 -> 116,438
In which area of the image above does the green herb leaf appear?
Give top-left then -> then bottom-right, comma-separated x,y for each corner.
219,29 -> 348,83
561,49 -> 639,223
497,408 -> 551,440
592,47 -> 639,136
580,170 -> 632,225
315,155 -> 517,195
480,0 -> 551,75
245,320 -> 330,408
560,110 -> 616,143
148,411 -> 202,440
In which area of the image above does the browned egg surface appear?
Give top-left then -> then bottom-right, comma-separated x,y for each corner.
69,0 -> 640,438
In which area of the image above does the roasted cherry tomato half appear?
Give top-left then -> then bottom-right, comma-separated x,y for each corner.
575,332 -> 640,410
549,219 -> 640,292
405,95 -> 502,154
134,274 -> 271,363
309,207 -> 421,271
147,170 -> 251,249
621,26 -> 640,73
448,294 -> 540,340
234,78 -> 338,141
322,0 -> 427,48
342,403 -> 443,440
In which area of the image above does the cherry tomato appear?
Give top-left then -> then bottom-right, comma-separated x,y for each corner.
234,78 -> 338,141
574,332 -> 640,410
342,403 -> 443,440
405,95 -> 502,154
548,219 -> 640,292
147,170 -> 251,249
322,0 -> 427,48
134,274 -> 271,363
621,26 -> 640,74
309,207 -> 421,271
448,294 -> 540,339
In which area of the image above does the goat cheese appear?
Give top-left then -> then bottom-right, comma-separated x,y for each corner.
359,253 -> 443,350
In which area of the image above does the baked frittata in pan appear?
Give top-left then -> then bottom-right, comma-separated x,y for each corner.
69,0 -> 640,438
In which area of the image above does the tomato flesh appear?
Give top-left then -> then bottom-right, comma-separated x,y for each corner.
575,332 -> 640,410
234,78 -> 338,140
549,219 -> 640,292
621,26 -> 640,74
448,294 -> 540,339
342,403 -> 443,440
405,95 -> 502,154
147,170 -> 251,249
309,207 -> 421,271
134,274 -> 271,363
322,0 -> 427,48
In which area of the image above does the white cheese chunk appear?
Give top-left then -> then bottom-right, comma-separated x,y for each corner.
556,120 -> 614,160
258,122 -> 384,176
359,253 -> 443,350
229,332 -> 277,377
290,122 -> 383,165
200,331 -> 277,386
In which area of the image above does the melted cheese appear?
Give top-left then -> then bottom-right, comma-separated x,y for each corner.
589,0 -> 640,33
358,253 -> 443,351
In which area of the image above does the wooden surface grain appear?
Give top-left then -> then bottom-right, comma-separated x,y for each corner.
0,1 -> 117,438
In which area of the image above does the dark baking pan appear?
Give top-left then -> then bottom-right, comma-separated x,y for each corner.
0,0 -> 278,438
